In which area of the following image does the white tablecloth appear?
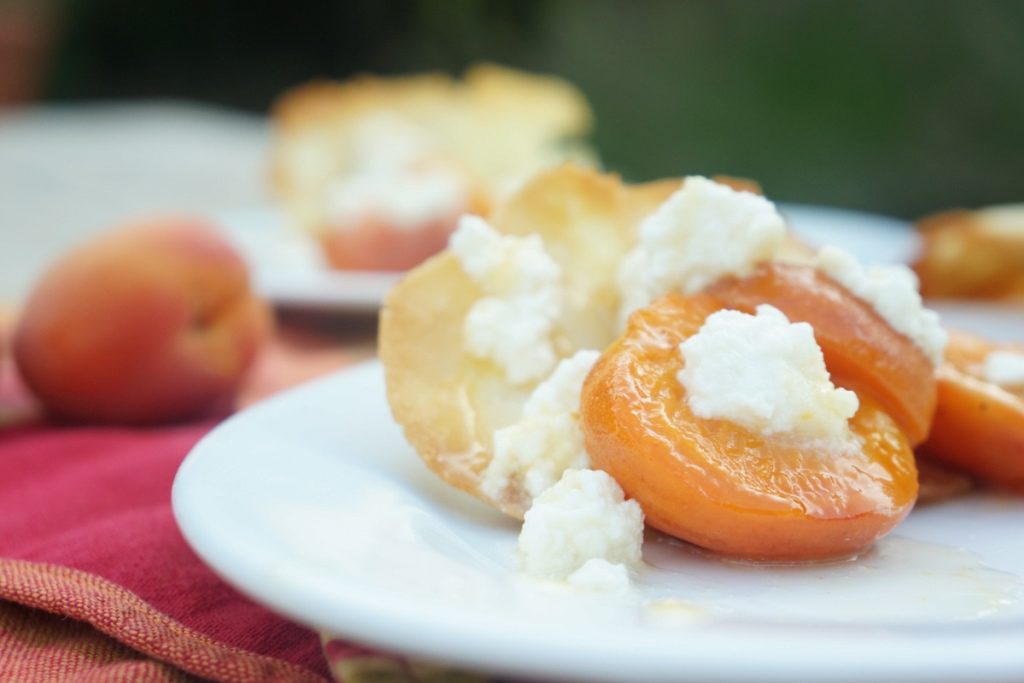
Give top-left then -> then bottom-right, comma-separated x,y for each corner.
0,101 -> 271,302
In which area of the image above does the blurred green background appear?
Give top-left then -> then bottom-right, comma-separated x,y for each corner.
23,0 -> 1024,218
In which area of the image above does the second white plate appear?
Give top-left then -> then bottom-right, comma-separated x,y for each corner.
217,203 -> 918,312
216,206 -> 401,312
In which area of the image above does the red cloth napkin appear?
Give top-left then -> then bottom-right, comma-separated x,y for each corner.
0,422 -> 333,682
0,325 -> 368,682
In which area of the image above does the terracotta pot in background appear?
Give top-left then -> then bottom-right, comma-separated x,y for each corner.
0,3 -> 57,106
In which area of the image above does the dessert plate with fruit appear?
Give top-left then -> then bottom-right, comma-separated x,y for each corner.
225,64 -> 596,312
227,63 -> 927,314
215,205 -> 404,312
176,167 -> 1024,682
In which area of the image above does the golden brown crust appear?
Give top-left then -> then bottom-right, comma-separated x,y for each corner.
460,63 -> 593,147
913,205 -> 1024,300
710,175 -> 763,196
268,72 -> 454,201
379,252 -> 493,504
269,64 -> 596,235
271,73 -> 454,131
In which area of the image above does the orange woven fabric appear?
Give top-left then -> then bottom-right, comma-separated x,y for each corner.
0,560 -> 325,682
0,599 -> 197,683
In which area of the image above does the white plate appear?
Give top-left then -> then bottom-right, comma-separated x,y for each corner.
216,207 -> 401,312
174,352 -> 1024,683
216,203 -> 916,312
779,202 -> 918,263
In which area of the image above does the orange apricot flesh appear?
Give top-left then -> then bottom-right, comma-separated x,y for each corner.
581,293 -> 919,561
319,181 -> 490,272
708,262 -> 937,447
319,214 -> 458,272
918,331 -> 1024,493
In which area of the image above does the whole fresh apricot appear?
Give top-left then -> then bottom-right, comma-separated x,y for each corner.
13,217 -> 270,424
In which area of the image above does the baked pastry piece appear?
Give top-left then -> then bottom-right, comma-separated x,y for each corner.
383,163 -> 968,567
270,64 -> 595,271
379,165 -> 672,517
913,205 -> 1024,300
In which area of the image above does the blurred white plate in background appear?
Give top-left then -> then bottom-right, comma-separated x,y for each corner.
174,359 -> 1024,683
930,302 -> 1024,342
216,207 -> 401,313
779,202 -> 919,263
218,203 -> 920,312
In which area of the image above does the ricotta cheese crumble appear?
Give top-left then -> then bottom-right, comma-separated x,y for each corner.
325,166 -> 468,231
566,558 -> 632,593
618,176 -> 787,322
816,246 -> 947,365
324,113 -> 472,231
449,216 -> 562,384
678,305 -> 860,447
518,468 -> 644,583
482,350 -> 601,505
982,350 -> 1024,389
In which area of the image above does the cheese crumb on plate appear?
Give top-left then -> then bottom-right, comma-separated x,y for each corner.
518,469 -> 644,584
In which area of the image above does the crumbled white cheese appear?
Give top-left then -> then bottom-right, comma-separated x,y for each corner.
323,113 -> 470,230
326,166 -> 468,231
518,469 -> 644,582
348,113 -> 434,173
566,558 -> 632,593
982,350 -> 1024,388
678,305 -> 859,447
618,176 -> 786,322
450,216 -> 562,384
482,350 -> 601,504
816,246 -> 947,365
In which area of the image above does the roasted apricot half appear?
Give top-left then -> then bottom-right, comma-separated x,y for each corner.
918,331 -> 1024,492
319,215 -> 458,272
581,293 -> 919,561
708,262 -> 937,447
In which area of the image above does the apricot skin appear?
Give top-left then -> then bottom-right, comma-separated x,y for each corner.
319,187 -> 489,272
581,293 -> 918,562
918,332 -> 1024,493
13,218 -> 270,424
